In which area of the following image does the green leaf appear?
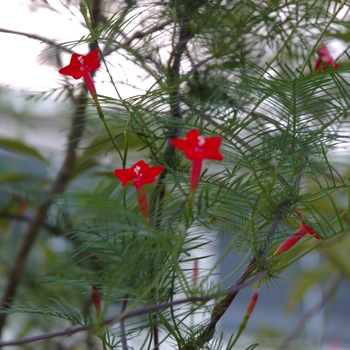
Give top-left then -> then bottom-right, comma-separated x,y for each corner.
0,138 -> 48,164
0,172 -> 27,183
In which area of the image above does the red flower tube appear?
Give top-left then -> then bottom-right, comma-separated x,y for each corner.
114,160 -> 164,220
314,44 -> 339,71
171,129 -> 223,201
231,289 -> 260,346
59,49 -> 101,95
246,289 -> 259,316
92,284 -> 101,315
274,212 -> 320,256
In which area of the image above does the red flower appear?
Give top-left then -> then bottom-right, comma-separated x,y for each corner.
274,211 -> 320,256
171,129 -> 223,161
114,160 -> 164,189
314,44 -> 339,71
59,49 -> 100,95
114,160 -> 164,219
59,49 -> 101,79
92,284 -> 101,315
171,129 -> 223,202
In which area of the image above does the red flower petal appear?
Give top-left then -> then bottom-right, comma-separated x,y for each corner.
274,214 -> 320,256
59,49 -> 101,79
274,233 -> 305,256
92,284 -> 101,314
83,49 -> 100,68
314,44 -> 339,71
171,129 -> 224,161
113,167 -> 137,187
295,211 -> 320,239
114,160 -> 164,188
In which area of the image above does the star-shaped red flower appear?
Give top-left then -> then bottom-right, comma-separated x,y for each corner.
114,160 -> 164,189
59,49 -> 101,79
171,129 -> 223,202
114,160 -> 164,220
171,129 -> 223,161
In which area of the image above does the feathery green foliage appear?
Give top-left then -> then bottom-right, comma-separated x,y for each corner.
1,0 -> 350,349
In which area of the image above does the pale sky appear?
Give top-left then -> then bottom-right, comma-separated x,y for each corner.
0,0 -> 347,151
0,1 -> 85,90
0,1 -> 147,151
0,1 -> 345,97
0,1 -> 148,97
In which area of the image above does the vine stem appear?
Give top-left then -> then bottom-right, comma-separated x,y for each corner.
92,94 -> 124,161
0,93 -> 89,336
184,251 -> 264,349
120,297 -> 128,350
0,270 -> 267,347
0,27 -> 72,52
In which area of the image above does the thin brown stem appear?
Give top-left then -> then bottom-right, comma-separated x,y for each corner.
184,250 -> 266,349
120,297 -> 128,350
147,8 -> 195,347
167,5 -> 193,131
152,313 -> 160,350
0,28 -> 72,53
150,4 -> 195,222
0,93 -> 88,336
0,270 -> 267,348
0,212 -> 64,236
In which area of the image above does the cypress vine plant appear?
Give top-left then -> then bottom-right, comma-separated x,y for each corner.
1,0 -> 350,349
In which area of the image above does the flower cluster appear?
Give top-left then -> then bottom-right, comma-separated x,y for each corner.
112,130 -> 224,219
59,50 -> 321,270
59,54 -> 224,218
56,47 -> 326,348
